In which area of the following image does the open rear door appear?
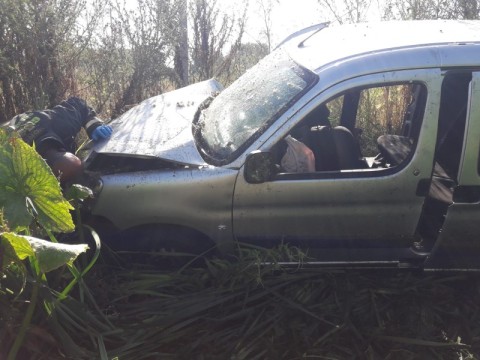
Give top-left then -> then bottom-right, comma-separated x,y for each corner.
425,71 -> 480,270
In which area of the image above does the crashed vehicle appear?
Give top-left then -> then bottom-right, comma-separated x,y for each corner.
81,20 -> 480,270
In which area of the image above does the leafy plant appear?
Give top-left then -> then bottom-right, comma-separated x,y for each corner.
0,129 -> 74,233
0,129 -> 94,359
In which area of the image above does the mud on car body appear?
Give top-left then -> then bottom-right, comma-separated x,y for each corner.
80,20 -> 480,270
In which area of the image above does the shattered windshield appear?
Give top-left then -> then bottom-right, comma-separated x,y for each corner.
194,49 -> 317,164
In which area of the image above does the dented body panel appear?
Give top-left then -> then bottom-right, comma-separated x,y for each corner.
92,79 -> 222,166
90,166 -> 237,242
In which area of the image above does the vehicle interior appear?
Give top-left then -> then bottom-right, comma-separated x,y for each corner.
273,82 -> 427,175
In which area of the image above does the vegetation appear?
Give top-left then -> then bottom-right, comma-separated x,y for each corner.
0,0 -> 256,122
0,129 -> 99,359
0,0 -> 477,123
3,239 -> 480,359
74,259 -> 480,359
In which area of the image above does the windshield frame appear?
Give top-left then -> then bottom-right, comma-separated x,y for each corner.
193,52 -> 318,166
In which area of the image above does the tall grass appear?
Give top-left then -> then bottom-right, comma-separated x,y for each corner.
27,244 -> 480,360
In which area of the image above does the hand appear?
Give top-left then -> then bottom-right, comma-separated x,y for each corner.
92,125 -> 113,142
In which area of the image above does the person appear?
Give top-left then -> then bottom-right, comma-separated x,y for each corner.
5,97 -> 112,183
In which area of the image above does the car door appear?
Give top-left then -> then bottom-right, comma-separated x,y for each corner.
232,69 -> 443,251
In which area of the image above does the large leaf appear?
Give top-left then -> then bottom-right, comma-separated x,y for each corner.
1,232 -> 34,260
0,129 -> 74,232
1,232 -> 88,273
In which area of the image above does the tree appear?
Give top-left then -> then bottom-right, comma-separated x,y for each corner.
0,0 -> 103,122
317,0 -> 373,24
381,0 -> 479,20
189,0 -> 248,84
224,42 -> 268,83
318,0 -> 479,23
174,0 -> 189,87
255,0 -> 279,52
109,0 -> 181,115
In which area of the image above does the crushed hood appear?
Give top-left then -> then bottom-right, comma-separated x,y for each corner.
92,79 -> 223,166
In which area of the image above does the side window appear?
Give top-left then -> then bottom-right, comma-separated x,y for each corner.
277,82 -> 426,174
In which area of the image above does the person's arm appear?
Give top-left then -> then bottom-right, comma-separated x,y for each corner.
55,97 -> 112,143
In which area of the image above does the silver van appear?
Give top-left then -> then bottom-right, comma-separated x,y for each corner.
81,20 -> 480,270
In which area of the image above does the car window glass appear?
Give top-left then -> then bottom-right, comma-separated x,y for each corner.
356,84 -> 414,157
196,48 -> 317,164
275,82 -> 426,174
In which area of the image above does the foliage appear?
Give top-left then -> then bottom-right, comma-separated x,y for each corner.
2,232 -> 88,274
189,0 -> 248,85
0,129 -> 94,359
17,245 -> 480,360
0,0 -> 104,121
356,84 -> 412,156
325,84 -> 412,156
0,129 -> 74,233
383,0 -> 479,20
0,0 -> 256,122
105,0 -> 180,115
0,0 -> 478,123
318,0 -> 480,24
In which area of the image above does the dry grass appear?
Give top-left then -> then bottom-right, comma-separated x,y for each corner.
17,245 -> 478,360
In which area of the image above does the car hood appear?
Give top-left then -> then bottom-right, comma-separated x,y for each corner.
91,79 -> 223,166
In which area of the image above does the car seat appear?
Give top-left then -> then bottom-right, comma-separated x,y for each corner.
332,126 -> 365,170
305,125 -> 338,171
305,125 -> 365,171
295,104 -> 366,171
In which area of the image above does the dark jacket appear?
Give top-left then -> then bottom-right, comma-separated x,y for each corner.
7,97 -> 103,154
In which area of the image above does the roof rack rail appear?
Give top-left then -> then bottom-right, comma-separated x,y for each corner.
274,22 -> 330,50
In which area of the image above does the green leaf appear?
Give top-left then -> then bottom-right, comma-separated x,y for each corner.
2,232 -> 88,273
64,184 -> 93,202
0,129 -> 74,232
28,236 -> 88,273
1,232 -> 35,260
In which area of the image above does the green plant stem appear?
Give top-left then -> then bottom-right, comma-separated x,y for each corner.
7,277 -> 39,360
45,229 -> 83,299
47,226 -> 101,301
73,205 -> 85,243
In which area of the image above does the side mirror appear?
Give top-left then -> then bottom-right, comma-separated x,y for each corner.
244,151 -> 278,184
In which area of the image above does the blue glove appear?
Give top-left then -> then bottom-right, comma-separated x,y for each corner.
91,125 -> 113,142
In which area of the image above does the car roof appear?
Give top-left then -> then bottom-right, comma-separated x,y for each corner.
284,20 -> 480,74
